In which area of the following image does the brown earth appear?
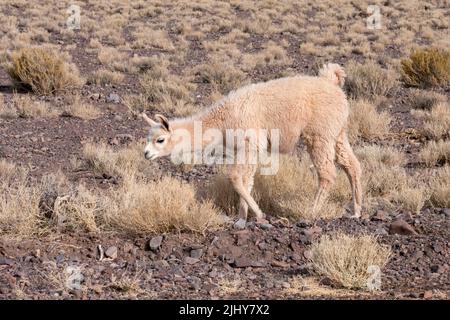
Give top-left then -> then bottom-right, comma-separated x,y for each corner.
0,0 -> 449,300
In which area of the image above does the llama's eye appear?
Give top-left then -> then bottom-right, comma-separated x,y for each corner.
156,137 -> 165,144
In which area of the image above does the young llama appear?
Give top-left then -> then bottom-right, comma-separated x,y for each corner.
142,63 -> 362,229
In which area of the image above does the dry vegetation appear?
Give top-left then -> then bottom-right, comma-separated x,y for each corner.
6,47 -> 84,95
0,0 -> 449,298
348,99 -> 392,142
310,233 -> 391,289
345,61 -> 398,100
401,48 -> 450,88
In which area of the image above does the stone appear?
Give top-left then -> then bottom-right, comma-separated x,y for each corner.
375,228 -> 388,236
90,93 -> 101,100
259,223 -> 273,230
105,246 -> 118,259
389,219 -> 418,235
271,260 -> 290,268
372,210 -> 389,221
190,248 -> 203,259
303,250 -> 313,260
233,218 -> 246,230
154,260 -> 169,269
0,257 -> 13,266
184,257 -> 199,265
232,257 -> 254,268
149,236 -> 163,251
423,290 -> 433,299
301,226 -> 322,243
442,208 -> 450,217
106,93 -> 120,103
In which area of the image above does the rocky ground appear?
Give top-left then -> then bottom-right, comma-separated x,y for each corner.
0,0 -> 449,300
0,207 -> 449,299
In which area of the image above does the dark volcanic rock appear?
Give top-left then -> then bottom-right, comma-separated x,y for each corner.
389,219 -> 418,235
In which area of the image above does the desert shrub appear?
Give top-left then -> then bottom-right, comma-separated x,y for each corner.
0,93 -> 17,119
408,89 -> 447,110
12,94 -> 57,118
345,61 -> 398,100
206,166 -> 240,216
355,145 -> 406,168
242,41 -> 291,71
356,145 -> 426,213
6,47 -> 84,95
140,75 -> 194,114
429,166 -> 450,207
348,100 -> 391,142
411,102 -> 450,140
104,176 -> 223,235
88,69 -> 124,85
137,59 -> 197,116
419,140 -> 450,167
62,95 -> 101,120
310,233 -> 391,290
390,186 -> 428,214
401,48 -> 450,88
196,60 -> 247,94
207,155 -> 349,220
82,142 -> 161,180
0,162 -> 43,238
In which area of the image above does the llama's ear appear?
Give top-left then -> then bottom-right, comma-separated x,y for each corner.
141,112 -> 158,126
155,114 -> 171,132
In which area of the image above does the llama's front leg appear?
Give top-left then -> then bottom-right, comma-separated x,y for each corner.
233,198 -> 248,229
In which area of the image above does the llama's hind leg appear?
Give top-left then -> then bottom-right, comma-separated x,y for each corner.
307,140 -> 337,214
234,166 -> 256,229
335,130 -> 362,218
228,164 -> 264,229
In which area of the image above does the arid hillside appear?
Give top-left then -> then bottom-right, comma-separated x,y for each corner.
0,0 -> 449,299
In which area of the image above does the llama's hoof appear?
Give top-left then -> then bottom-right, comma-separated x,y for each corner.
343,211 -> 361,219
233,218 -> 247,229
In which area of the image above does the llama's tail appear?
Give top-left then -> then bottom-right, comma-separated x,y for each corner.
318,63 -> 346,87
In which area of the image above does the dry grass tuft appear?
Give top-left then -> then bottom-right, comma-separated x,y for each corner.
196,60 -> 247,95
348,100 -> 391,142
0,93 -> 17,119
411,103 -> 450,140
310,232 -> 391,290
207,155 -> 349,220
408,89 -> 447,110
355,145 -> 406,168
6,47 -> 84,95
104,176 -> 223,235
136,59 -> 197,116
418,140 -> 450,167
345,61 -> 398,100
62,94 -> 101,120
82,142 -> 160,180
401,48 -> 450,88
0,162 -> 44,238
88,69 -> 124,85
429,166 -> 450,208
12,94 -> 57,118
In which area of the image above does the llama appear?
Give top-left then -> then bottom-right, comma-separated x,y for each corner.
142,63 -> 362,229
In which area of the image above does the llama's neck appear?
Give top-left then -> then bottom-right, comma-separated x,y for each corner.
170,107 -> 226,152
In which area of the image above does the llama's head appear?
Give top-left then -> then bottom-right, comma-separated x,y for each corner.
142,113 -> 175,160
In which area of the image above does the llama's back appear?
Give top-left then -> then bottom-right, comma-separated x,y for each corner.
223,74 -> 348,128
213,72 -> 349,152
